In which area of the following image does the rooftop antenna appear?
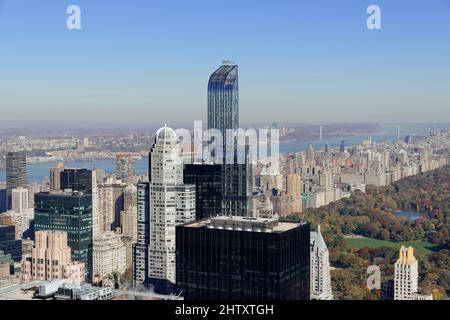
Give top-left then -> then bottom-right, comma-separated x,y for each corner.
222,59 -> 233,65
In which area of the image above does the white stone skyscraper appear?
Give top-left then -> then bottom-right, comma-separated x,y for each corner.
310,225 -> 333,300
394,246 -> 432,300
148,126 -> 195,293
11,187 -> 28,214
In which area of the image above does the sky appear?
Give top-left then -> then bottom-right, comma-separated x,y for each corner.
0,0 -> 449,126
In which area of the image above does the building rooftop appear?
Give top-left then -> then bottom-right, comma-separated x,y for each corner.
184,215 -> 304,233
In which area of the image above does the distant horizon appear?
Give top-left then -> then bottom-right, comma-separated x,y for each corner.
0,120 -> 448,137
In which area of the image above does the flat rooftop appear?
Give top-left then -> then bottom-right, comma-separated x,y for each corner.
184,215 -> 303,233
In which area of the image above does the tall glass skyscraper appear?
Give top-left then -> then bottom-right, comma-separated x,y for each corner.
207,62 -> 239,135
205,62 -> 252,216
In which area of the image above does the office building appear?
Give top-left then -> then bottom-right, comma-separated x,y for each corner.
184,163 -> 223,220
6,152 -> 27,210
11,187 -> 28,214
50,162 -> 64,191
20,231 -> 85,286
207,62 -> 239,136
176,216 -> 310,300
175,184 -> 196,225
0,217 -> 22,262
310,226 -> 333,300
0,189 -> 7,213
34,190 -> 93,282
222,158 -> 253,216
115,153 -> 136,180
207,62 -> 252,217
60,168 -> 92,193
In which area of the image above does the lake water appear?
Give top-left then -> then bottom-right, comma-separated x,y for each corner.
0,158 -> 149,184
395,211 -> 428,221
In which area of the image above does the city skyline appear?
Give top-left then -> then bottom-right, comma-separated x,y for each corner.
0,1 -> 449,305
0,0 -> 449,123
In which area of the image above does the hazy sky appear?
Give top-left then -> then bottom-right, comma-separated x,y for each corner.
0,0 -> 449,124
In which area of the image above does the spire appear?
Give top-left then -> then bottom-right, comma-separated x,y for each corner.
311,225 -> 327,249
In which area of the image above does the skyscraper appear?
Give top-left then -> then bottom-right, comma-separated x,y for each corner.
394,246 -> 433,300
310,225 -> 333,300
115,153 -> 136,180
0,216 -> 22,262
133,180 -> 149,285
6,152 -> 27,210
34,190 -> 93,282
147,126 -> 195,293
207,62 -> 253,217
176,216 -> 310,300
60,168 -> 93,193
98,177 -> 125,234
286,174 -> 302,214
183,163 -> 223,220
207,61 -> 239,135
50,162 -> 64,191
11,187 -> 29,214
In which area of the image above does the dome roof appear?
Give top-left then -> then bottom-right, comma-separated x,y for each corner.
155,126 -> 177,141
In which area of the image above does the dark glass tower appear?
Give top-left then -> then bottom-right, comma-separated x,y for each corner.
6,152 -> 27,210
183,164 -> 223,220
207,62 -> 252,216
34,191 -> 93,282
207,62 -> 239,135
60,169 -> 93,193
0,224 -> 22,262
0,189 -> 7,213
176,216 -> 310,300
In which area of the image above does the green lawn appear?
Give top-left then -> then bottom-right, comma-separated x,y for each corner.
345,238 -> 440,254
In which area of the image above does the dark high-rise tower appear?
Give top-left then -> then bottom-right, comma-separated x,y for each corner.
183,163 -> 223,220
207,62 -> 239,135
60,168 -> 93,193
34,191 -> 93,282
6,152 -> 27,210
176,216 -> 310,300
207,62 -> 252,216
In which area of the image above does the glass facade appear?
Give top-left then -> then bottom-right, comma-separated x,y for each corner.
60,169 -> 93,193
0,189 -> 7,213
176,222 -> 310,300
207,63 -> 253,217
207,64 -> 239,134
34,192 -> 93,282
0,224 -> 22,262
183,164 -> 223,220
